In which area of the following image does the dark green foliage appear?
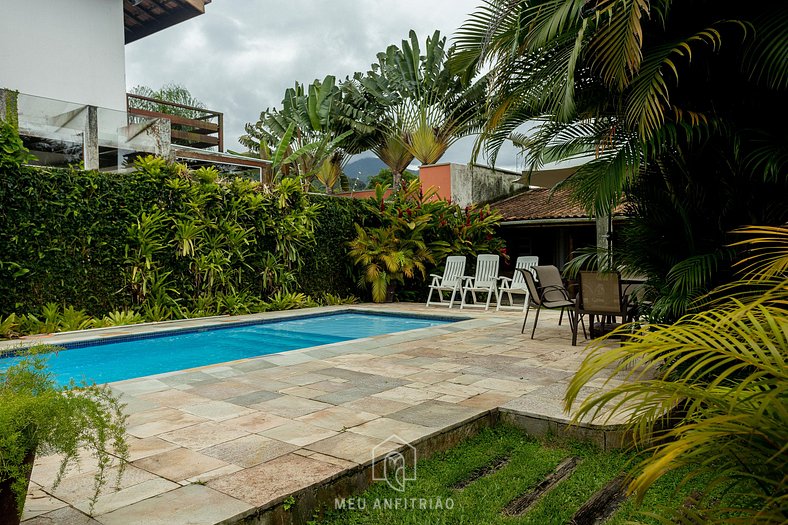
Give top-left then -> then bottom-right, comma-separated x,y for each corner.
0,125 -> 350,317
365,168 -> 417,189
0,347 -> 128,516
296,195 -> 373,298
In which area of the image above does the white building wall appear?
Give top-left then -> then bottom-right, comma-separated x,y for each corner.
0,0 -> 127,110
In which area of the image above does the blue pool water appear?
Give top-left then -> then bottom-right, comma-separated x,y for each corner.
0,312 -> 453,386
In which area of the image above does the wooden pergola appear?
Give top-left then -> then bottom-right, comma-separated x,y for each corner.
124,0 -> 211,44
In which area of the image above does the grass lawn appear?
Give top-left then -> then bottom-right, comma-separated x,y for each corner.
316,425 -> 707,524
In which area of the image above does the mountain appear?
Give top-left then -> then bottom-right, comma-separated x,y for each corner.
344,157 -> 388,186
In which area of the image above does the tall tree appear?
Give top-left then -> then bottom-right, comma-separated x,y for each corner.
347,30 -> 486,189
453,0 -> 788,317
241,76 -> 372,190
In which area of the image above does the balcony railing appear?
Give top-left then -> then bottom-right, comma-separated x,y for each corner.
126,93 -> 223,151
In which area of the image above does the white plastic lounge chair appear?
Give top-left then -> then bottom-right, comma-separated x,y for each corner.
460,254 -> 500,310
426,256 -> 466,308
497,255 -> 539,311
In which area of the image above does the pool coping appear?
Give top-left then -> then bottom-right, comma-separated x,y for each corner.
0,305 -> 474,353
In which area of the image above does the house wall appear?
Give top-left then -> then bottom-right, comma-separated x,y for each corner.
0,0 -> 127,111
418,164 -> 453,201
419,163 -> 523,207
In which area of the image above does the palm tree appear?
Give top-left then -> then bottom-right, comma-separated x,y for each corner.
565,226 -> 788,524
241,76 -> 372,189
348,30 -> 486,189
453,1 -> 788,318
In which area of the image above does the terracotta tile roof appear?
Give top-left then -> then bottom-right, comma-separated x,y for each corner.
490,187 -> 625,222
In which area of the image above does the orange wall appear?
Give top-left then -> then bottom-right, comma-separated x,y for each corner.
418,164 -> 452,202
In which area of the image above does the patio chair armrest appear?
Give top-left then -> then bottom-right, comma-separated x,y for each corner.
498,276 -> 512,289
429,274 -> 442,279
461,276 -> 475,286
539,284 -> 571,301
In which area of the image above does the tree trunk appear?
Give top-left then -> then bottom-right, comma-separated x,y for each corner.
385,284 -> 396,303
391,170 -> 402,193
0,449 -> 36,525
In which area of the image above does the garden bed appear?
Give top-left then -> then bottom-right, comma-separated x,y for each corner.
317,425 -> 719,525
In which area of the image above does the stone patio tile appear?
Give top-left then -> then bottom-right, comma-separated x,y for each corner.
251,395 -> 332,418
230,358 -> 277,373
279,372 -> 335,386
221,412 -> 290,433
349,417 -> 436,444
305,431 -> 401,464
260,421 -> 338,447
181,401 -> 256,421
22,506 -> 100,525
425,381 -> 488,397
403,370 -> 458,384
341,397 -> 412,416
158,421 -> 249,450
114,395 -> 158,415
158,371 -> 218,387
234,375 -> 293,392
500,395 -> 568,420
387,401 -> 484,429
372,386 -> 442,404
97,484 -> 252,525
225,390 -> 281,407
137,389 -> 207,409
260,352 -> 314,366
421,362 -> 468,372
279,385 -> 328,398
437,394 -> 468,403
203,366 -> 242,379
73,478 -> 178,516
471,377 -> 538,393
184,464 -> 244,484
306,379 -> 352,393
314,386 -> 388,405
125,436 -> 180,462
207,454 -> 344,507
126,408 -> 207,438
296,405 -> 379,431
111,378 -> 170,396
22,487 -> 68,520
48,465 -> 157,505
31,450 -> 106,486
293,450 -> 357,469
186,380 -> 261,401
133,447 -> 228,482
460,392 -> 519,410
317,367 -> 382,382
200,435 -> 298,468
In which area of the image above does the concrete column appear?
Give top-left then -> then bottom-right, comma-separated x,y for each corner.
83,105 -> 99,170
0,89 -> 19,128
153,118 -> 172,160
596,212 -> 612,266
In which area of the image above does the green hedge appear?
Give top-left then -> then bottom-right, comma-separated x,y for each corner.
0,133 -> 363,317
296,195 -> 373,298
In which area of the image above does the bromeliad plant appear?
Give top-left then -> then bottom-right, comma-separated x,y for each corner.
0,347 -> 128,523
565,226 -> 788,524
348,180 -> 506,302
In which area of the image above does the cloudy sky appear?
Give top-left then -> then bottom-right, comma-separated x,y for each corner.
125,0 -> 522,170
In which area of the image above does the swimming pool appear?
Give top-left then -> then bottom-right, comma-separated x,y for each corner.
0,312 -> 454,386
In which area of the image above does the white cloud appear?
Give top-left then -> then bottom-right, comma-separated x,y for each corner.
125,0 -> 522,169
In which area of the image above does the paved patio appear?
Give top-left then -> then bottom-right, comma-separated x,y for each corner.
11,304 -> 628,524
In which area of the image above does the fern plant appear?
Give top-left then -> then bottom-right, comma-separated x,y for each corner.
0,347 -> 128,521
565,226 -> 788,524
